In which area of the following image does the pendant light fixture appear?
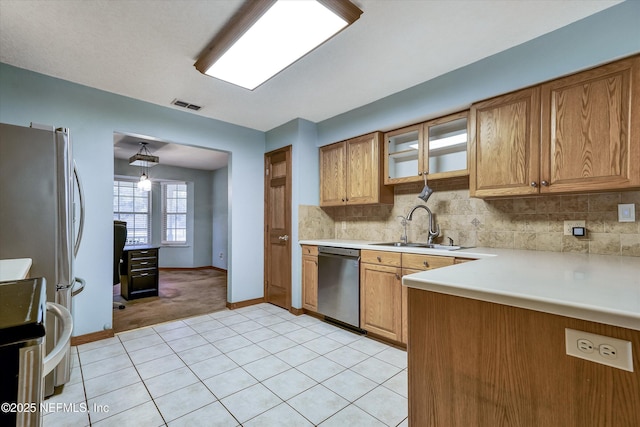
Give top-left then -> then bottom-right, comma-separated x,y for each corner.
129,142 -> 158,192
195,0 -> 363,90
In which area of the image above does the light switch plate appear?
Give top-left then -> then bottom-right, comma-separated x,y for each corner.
618,204 -> 635,222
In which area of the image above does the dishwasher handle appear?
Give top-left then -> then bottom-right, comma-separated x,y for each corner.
318,252 -> 360,262
318,246 -> 360,258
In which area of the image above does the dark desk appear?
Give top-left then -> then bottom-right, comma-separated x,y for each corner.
120,246 -> 159,300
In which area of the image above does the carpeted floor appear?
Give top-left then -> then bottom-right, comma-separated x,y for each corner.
113,268 -> 227,333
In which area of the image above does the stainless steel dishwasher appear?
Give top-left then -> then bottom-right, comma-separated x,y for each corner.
317,246 -> 361,329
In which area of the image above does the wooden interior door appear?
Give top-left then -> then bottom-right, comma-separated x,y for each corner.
264,146 -> 292,310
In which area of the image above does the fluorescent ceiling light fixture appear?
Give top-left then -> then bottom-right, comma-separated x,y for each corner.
195,0 -> 362,90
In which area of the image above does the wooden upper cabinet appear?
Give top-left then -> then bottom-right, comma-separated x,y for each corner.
384,124 -> 423,185
319,142 -> 346,206
424,111 -> 469,180
470,54 -> 640,198
540,55 -> 640,192
384,111 -> 469,185
319,132 -> 393,206
469,87 -> 541,198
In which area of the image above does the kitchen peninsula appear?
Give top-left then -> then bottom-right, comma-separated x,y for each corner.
402,248 -> 640,427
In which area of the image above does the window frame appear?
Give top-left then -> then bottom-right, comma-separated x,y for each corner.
113,179 -> 151,246
161,181 -> 188,246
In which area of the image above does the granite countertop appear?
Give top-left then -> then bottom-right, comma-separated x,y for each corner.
299,239 -> 640,331
0,258 -> 33,282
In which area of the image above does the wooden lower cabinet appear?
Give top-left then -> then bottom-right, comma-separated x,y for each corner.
401,254 -> 455,344
401,268 -> 420,344
360,262 -> 402,341
301,246 -> 318,312
407,288 -> 640,427
359,251 -> 463,345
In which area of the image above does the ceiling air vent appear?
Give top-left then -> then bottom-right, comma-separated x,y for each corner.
171,99 -> 202,111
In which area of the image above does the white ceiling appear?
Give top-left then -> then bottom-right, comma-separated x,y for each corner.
113,132 -> 228,171
0,0 -> 621,168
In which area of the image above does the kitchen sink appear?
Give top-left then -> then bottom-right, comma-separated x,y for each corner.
370,242 -> 464,251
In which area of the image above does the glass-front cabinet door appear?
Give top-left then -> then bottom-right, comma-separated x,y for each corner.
384,124 -> 423,184
425,110 -> 469,179
384,111 -> 469,185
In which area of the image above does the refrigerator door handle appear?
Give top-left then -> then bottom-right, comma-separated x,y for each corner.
42,302 -> 73,377
71,276 -> 86,296
73,160 -> 85,257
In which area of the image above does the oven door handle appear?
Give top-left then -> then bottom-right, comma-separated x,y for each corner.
42,302 -> 73,377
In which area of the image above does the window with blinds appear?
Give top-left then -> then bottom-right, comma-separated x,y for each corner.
113,180 -> 151,245
162,182 -> 188,244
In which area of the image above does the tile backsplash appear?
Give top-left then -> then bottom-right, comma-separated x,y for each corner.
299,180 -> 640,257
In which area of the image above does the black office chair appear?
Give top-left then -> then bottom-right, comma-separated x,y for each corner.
113,220 -> 127,310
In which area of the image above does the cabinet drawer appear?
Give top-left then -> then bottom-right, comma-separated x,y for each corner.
402,253 -> 454,270
131,270 -> 156,280
361,250 -> 401,267
129,249 -> 158,260
301,245 -> 318,256
131,258 -> 157,270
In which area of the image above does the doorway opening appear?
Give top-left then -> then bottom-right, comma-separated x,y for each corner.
112,131 -> 229,332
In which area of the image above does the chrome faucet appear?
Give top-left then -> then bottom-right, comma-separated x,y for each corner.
397,215 -> 409,245
406,205 -> 440,245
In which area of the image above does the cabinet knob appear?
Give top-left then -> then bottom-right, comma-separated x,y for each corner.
377,256 -> 382,262
278,235 -> 289,241
396,274 -> 401,280
530,181 -> 538,188
418,172 -> 422,176
541,180 -> 549,186
423,261 -> 429,267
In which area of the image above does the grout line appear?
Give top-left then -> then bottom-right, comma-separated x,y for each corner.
65,304 -> 408,426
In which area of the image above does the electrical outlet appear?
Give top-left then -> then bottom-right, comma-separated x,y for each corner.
218,252 -> 223,259
577,339 -> 594,353
563,220 -> 585,236
599,344 -> 617,359
565,328 -> 634,372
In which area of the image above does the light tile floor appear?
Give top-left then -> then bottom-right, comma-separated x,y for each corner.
43,303 -> 408,426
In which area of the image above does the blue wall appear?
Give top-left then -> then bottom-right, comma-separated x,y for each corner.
212,166 -> 229,270
0,65 -> 264,335
316,0 -> 640,146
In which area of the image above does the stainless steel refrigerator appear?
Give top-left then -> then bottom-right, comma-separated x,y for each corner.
0,122 -> 85,396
